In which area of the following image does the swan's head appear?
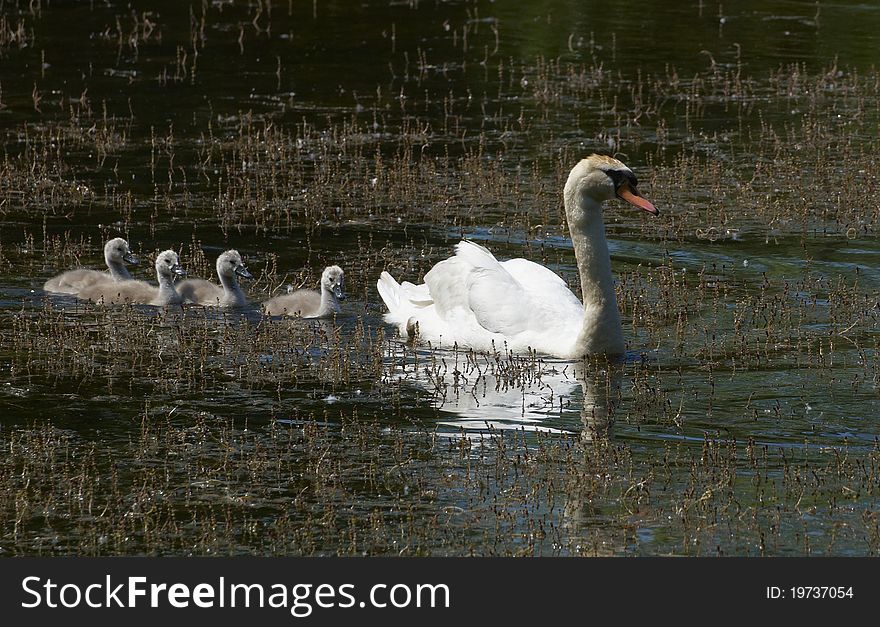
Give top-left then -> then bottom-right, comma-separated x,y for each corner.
216,250 -> 252,281
564,155 -> 658,222
321,265 -> 346,301
155,250 -> 186,279
104,237 -> 139,266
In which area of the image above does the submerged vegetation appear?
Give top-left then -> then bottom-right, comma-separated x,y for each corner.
0,0 -> 877,555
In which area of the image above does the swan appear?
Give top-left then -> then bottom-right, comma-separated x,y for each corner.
376,154 -> 658,358
43,237 -> 139,295
177,249 -> 252,307
263,265 -> 345,318
79,250 -> 186,306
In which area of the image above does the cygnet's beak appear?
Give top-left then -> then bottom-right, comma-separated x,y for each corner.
617,181 -> 659,216
123,251 -> 140,265
235,264 -> 253,280
333,284 -> 346,301
172,264 -> 187,277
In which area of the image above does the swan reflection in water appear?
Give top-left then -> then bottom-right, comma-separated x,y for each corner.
404,349 -> 623,442
402,349 -> 628,548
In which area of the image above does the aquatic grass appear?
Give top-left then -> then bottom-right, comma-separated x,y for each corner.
1,404 -> 878,556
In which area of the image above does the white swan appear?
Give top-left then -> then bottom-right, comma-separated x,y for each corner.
377,155 -> 658,357
177,249 -> 252,307
79,250 -> 186,306
263,265 -> 345,318
43,237 -> 139,295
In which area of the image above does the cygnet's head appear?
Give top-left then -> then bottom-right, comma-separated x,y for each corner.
321,265 -> 346,300
216,250 -> 252,280
104,237 -> 139,265
155,250 -> 186,279
564,155 -> 658,222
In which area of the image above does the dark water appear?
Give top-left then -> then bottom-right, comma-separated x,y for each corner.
0,0 -> 878,555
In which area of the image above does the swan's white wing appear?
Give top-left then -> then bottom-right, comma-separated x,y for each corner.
422,241 -> 532,336
399,280 -> 432,306
466,265 -> 531,334
501,258 -> 583,311
423,256 -> 473,318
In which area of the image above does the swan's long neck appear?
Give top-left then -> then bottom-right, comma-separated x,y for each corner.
106,256 -> 132,280
219,270 -> 244,301
319,283 -> 339,315
156,269 -> 177,294
568,196 -> 625,355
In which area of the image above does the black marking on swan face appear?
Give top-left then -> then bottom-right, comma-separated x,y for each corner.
603,168 -> 639,191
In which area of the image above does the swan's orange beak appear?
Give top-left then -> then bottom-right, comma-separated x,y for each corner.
617,182 -> 659,216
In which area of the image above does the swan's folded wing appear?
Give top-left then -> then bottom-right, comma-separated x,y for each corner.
425,240 -> 542,337
44,269 -> 110,294
453,240 -> 497,267
400,281 -> 432,307
467,252 -> 584,336
425,240 -> 503,321
80,279 -> 157,304
423,257 -> 472,318
440,240 -> 532,335
501,258 -> 583,310
177,278 -> 222,304
465,265 -> 531,335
